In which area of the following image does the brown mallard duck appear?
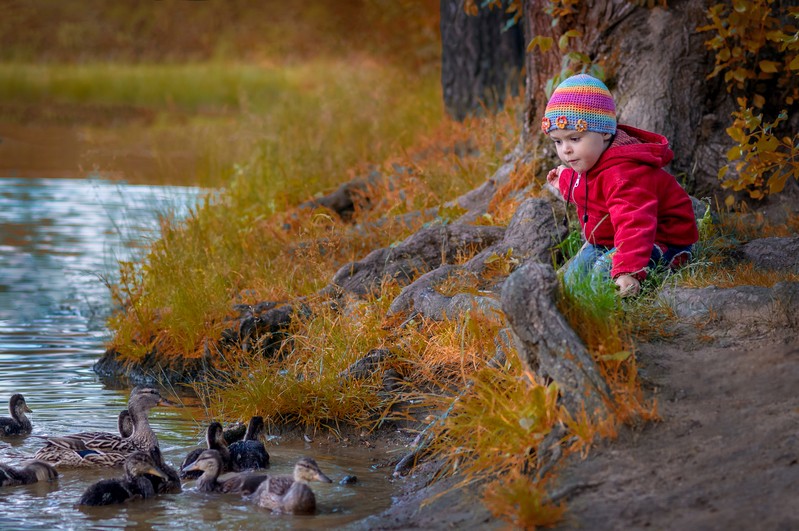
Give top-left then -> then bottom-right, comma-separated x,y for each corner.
181,449 -> 225,493
179,421 -> 233,479
229,416 -> 269,471
77,451 -> 168,506
186,448 -> 267,495
0,460 -> 58,487
146,446 -> 181,494
252,457 -> 332,514
0,394 -> 33,436
34,386 -> 167,467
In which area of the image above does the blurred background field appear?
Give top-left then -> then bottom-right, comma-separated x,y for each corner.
0,0 -> 444,190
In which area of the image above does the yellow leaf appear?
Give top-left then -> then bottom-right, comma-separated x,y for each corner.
759,60 -> 780,73
727,145 -> 743,160
753,94 -> 765,108
790,55 -> 799,71
725,195 -> 735,208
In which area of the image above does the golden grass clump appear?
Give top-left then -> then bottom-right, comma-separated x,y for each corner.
676,201 -> 799,289
197,282 -> 402,431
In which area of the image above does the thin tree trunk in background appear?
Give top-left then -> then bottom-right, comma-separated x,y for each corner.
440,0 -> 525,121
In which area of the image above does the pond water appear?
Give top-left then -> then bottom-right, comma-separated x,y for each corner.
0,177 -> 396,529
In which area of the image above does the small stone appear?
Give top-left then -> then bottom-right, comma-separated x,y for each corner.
339,475 -> 358,485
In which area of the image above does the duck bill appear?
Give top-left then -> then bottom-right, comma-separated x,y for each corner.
314,471 -> 333,483
147,466 -> 169,480
183,461 -> 201,473
24,404 -> 32,413
157,396 -> 177,407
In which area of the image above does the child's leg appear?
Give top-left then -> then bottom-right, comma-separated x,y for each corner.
563,243 -> 613,284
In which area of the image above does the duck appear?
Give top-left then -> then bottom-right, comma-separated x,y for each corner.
181,449 -> 225,493
252,457 -> 332,515
229,416 -> 269,471
34,386 -> 167,467
147,446 -> 182,494
0,394 -> 33,436
0,460 -> 58,487
179,421 -> 233,479
77,451 -> 168,506
185,448 -> 268,495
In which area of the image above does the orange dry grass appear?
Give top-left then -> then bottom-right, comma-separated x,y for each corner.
680,261 -> 799,288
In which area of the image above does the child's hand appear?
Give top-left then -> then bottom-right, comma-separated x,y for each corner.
546,165 -> 567,188
545,165 -> 567,200
615,274 -> 641,298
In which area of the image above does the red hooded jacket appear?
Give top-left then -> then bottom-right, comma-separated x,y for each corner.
557,124 -> 699,279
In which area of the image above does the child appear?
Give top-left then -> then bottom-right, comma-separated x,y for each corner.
543,74 -> 698,297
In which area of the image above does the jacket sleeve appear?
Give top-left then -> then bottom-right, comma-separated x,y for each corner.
603,164 -> 658,278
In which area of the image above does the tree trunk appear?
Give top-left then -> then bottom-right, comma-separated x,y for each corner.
522,0 -> 732,196
440,0 -> 525,121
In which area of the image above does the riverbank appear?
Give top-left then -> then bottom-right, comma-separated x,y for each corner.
352,270 -> 799,529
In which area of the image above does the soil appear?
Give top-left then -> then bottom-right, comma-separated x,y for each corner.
353,287 -> 799,530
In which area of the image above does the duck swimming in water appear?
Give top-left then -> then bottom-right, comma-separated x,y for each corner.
77,451 -> 168,506
252,457 -> 332,515
181,449 -> 225,492
0,394 -> 33,436
179,421 -> 233,479
185,449 -> 268,495
147,446 -> 182,494
34,386 -> 167,467
0,460 -> 58,487
229,416 -> 269,471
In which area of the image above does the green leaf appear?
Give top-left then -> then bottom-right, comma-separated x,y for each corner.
527,35 -> 553,53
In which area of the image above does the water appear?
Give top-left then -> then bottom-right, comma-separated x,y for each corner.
0,177 -> 396,529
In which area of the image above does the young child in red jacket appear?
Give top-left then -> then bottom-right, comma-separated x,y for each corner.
543,74 -> 698,297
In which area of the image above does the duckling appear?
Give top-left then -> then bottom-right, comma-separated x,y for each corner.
179,421 -> 233,479
181,449 -> 225,493
252,457 -> 332,514
0,394 -> 32,436
0,460 -> 58,487
34,386 -> 167,467
77,451 -> 168,506
229,416 -> 269,471
147,446 -> 181,494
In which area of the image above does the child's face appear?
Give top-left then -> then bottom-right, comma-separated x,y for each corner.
549,129 -> 612,175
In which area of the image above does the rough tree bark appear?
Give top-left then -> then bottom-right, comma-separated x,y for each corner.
440,0 -> 526,120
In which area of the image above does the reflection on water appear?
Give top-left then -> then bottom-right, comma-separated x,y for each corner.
0,177 -> 395,529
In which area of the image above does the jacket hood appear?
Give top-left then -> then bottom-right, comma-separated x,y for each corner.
596,124 -> 674,171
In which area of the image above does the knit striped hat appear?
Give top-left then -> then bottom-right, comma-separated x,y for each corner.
541,74 -> 616,135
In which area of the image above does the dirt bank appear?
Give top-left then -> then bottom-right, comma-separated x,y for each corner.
353,284 -> 799,530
